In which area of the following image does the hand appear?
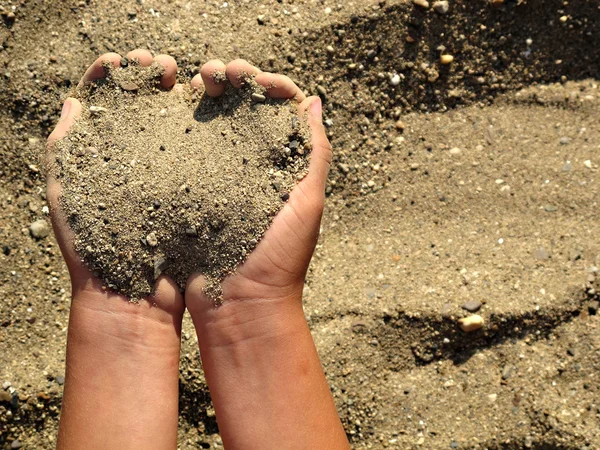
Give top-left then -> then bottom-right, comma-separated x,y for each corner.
182,60 -> 348,450
185,59 -> 332,314
47,49 -> 185,450
47,49 -> 184,317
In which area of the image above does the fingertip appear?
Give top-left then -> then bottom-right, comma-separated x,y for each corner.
225,59 -> 261,88
154,54 -> 178,88
190,73 -> 204,89
255,72 -> 306,101
298,95 -> 319,116
79,52 -> 122,85
126,48 -> 154,66
200,59 -> 227,97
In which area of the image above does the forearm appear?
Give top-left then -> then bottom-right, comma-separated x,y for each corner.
58,293 -> 182,450
192,296 -> 349,450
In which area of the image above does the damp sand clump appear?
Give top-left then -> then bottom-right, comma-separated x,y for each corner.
50,61 -> 311,300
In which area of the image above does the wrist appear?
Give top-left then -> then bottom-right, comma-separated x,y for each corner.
69,288 -> 184,353
191,292 -> 308,350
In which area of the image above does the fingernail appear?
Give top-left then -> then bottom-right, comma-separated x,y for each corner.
310,97 -> 322,119
60,99 -> 71,120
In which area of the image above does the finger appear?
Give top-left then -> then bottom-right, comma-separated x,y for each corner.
154,54 -> 178,88
200,59 -> 227,96
47,97 -> 83,147
79,52 -> 122,86
225,59 -> 261,88
254,72 -> 306,102
126,48 -> 154,66
190,73 -> 204,90
303,97 -> 331,194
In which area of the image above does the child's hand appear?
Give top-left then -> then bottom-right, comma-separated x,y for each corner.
185,59 -> 332,314
183,60 -> 347,450
47,50 -> 185,450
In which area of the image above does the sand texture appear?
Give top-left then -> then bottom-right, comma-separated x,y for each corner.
2,0 -> 600,448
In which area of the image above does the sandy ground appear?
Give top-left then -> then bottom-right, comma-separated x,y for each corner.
1,0 -> 600,448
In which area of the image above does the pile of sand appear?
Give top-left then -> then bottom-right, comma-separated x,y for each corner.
50,61 -> 311,300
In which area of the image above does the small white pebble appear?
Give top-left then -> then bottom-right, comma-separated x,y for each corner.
89,106 -> 106,113
498,238 -> 504,244
390,73 -> 401,86
458,315 -> 484,332
584,160 -> 592,169
325,7 -> 332,13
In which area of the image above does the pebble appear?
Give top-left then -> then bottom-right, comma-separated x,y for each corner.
449,147 -> 461,155
569,248 -> 582,261
441,303 -> 453,319
29,219 -> 50,239
458,314 -> 484,332
185,226 -> 198,237
257,14 -> 266,25
395,120 -> 405,130
146,232 -> 159,247
440,54 -> 454,65
89,105 -> 107,114
55,375 -> 65,385
413,0 -> 430,8
584,160 -> 592,169
501,365 -> 513,380
154,257 -> 168,280
251,93 -> 266,103
588,300 -> 599,315
11,441 -> 22,450
433,1 -> 449,14
390,74 -> 401,86
461,300 -> 482,312
316,85 -> 327,97
119,81 -> 140,91
2,381 -> 11,389
559,136 -> 570,145
0,391 -> 11,402
534,247 -> 550,261
561,162 -> 572,172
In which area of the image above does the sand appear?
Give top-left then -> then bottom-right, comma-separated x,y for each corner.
51,61 -> 310,300
2,0 -> 600,448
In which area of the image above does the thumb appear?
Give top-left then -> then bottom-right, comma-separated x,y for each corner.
300,96 -> 332,195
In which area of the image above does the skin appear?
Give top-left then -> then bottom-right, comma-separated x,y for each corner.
48,50 -> 349,450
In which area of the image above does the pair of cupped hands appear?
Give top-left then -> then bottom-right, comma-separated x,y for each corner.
48,49 -> 331,325
48,50 -> 350,450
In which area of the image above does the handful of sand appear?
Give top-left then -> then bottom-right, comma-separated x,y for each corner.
50,62 -> 311,300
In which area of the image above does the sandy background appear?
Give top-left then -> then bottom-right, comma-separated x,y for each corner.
1,0 -> 600,448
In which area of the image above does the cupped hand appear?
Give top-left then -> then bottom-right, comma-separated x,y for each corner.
184,59 -> 332,314
47,49 -> 184,318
